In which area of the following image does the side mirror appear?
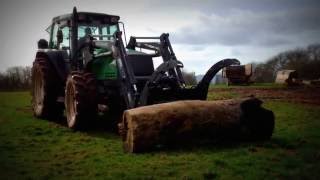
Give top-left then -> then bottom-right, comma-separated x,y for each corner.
38,39 -> 48,49
57,30 -> 63,44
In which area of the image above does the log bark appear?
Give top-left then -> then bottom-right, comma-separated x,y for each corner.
119,98 -> 274,153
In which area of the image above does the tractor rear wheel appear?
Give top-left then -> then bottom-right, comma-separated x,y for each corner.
65,71 -> 97,130
31,57 -> 63,119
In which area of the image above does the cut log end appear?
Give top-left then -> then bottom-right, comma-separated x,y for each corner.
239,98 -> 275,138
119,98 -> 275,153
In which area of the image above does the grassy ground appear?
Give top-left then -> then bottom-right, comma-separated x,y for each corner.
0,91 -> 320,179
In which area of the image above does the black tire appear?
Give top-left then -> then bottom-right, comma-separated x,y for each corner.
65,71 -> 97,130
31,57 -> 63,119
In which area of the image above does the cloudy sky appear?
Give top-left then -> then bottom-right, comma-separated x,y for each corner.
1,0 -> 319,74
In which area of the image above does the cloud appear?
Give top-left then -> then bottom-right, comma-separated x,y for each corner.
0,0 -> 319,74
171,5 -> 320,47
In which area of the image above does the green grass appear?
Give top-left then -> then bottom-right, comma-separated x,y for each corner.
0,92 -> 320,179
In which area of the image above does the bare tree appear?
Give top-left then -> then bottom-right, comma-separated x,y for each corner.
181,70 -> 197,86
0,66 -> 32,90
254,44 -> 320,82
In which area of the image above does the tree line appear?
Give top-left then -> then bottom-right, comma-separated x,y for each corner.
253,44 -> 320,82
0,43 -> 319,90
0,67 -> 198,91
0,66 -> 32,91
182,70 -> 197,85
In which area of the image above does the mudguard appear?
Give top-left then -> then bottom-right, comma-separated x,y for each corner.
35,50 -> 70,82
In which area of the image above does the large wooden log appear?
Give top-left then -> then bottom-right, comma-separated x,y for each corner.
118,98 -> 274,153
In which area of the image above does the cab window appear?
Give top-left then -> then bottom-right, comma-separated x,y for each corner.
51,23 -> 59,48
50,22 -> 70,49
60,26 -> 70,49
78,24 -> 118,40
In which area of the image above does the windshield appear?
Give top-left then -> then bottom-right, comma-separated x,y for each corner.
78,24 -> 118,40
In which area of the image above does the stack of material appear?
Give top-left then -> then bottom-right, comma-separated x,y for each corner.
275,70 -> 300,86
222,64 -> 253,85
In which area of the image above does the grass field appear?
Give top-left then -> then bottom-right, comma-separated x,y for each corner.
0,90 -> 320,179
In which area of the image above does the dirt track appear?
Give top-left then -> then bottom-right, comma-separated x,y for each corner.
211,86 -> 320,105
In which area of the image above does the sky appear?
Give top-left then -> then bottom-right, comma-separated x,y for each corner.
0,0 -> 319,75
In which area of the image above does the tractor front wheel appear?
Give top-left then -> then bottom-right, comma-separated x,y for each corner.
65,71 -> 97,130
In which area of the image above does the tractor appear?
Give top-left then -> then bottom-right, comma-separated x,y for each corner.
31,7 -> 240,130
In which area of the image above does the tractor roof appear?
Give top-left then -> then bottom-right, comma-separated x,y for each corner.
52,12 -> 120,24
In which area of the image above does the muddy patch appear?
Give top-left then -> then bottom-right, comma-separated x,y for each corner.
211,86 -> 320,105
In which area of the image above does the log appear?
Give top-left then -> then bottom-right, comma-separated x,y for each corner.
118,98 -> 274,153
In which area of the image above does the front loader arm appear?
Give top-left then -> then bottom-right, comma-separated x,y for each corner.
127,33 -> 185,85
115,31 -> 138,109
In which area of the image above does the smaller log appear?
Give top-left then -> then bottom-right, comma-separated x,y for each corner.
118,98 -> 274,153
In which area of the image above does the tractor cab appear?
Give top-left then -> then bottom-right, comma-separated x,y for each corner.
45,8 -> 155,84
47,11 -> 119,50
43,9 -> 121,80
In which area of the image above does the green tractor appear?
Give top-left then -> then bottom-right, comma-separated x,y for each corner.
31,7 -> 240,130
